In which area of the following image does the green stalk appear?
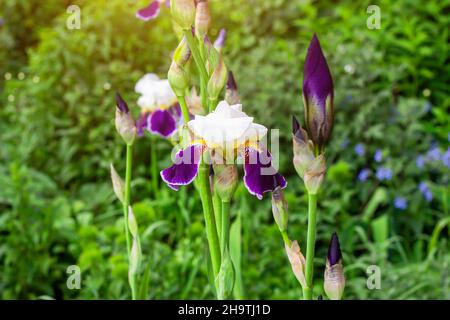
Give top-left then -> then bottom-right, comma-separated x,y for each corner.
303,193 -> 317,300
280,230 -> 291,247
213,192 -> 222,238
220,200 -> 230,254
123,145 -> 133,255
150,135 -> 158,198
198,163 -> 221,278
178,95 -> 190,124
184,30 -> 208,113
209,97 -> 218,113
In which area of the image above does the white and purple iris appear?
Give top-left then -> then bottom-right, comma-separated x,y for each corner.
160,101 -> 287,199
135,73 -> 184,138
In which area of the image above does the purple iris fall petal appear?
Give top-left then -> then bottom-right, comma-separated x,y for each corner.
148,108 -> 177,138
136,1 -> 161,21
160,145 -> 204,189
327,232 -> 342,266
243,148 -> 287,200
136,112 -> 150,137
303,33 -> 334,148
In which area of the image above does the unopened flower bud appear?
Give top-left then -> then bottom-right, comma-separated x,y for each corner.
170,0 -> 196,30
110,163 -> 124,203
304,154 -> 326,195
225,71 -> 240,105
213,164 -> 238,202
207,55 -> 227,100
216,248 -> 235,300
173,36 -> 191,66
168,61 -> 189,96
128,238 -> 142,281
292,115 -> 314,178
128,206 -> 139,238
213,28 -> 226,51
195,0 -> 210,40
324,232 -> 345,300
115,92 -> 137,145
204,37 -> 220,75
303,34 -> 334,150
271,186 -> 288,232
285,240 -> 306,288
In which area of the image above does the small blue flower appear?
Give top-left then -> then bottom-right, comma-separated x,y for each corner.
374,149 -> 382,162
376,167 -> 392,181
426,147 -> 441,161
394,197 -> 407,210
441,148 -> 450,168
419,182 -> 433,202
416,155 -> 425,169
354,143 -> 365,157
358,169 -> 370,182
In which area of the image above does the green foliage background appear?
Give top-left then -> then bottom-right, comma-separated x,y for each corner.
0,0 -> 449,299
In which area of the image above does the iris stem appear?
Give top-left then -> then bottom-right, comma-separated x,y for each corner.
198,163 -> 222,281
209,97 -> 218,113
303,192 -> 318,300
220,200 -> 230,254
280,230 -> 291,247
123,144 -> 135,299
150,135 -> 158,198
213,191 -> 222,238
178,95 -> 190,123
184,30 -> 208,113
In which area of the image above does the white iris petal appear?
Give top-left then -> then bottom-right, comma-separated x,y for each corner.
135,73 -> 176,110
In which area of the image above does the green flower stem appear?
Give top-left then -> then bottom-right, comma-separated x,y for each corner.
198,163 -> 221,279
213,191 -> 222,237
150,135 -> 158,198
280,230 -> 291,247
303,192 -> 318,300
220,200 -> 230,254
123,144 -> 133,255
177,95 -> 190,124
183,30 -> 208,113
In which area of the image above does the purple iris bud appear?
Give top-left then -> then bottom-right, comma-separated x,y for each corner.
416,155 -> 425,169
375,167 -> 392,181
136,1 -> 161,21
357,169 -> 370,182
213,28 -> 226,50
374,149 -> 382,162
302,33 -> 334,150
225,70 -> 240,105
394,197 -> 407,210
419,182 -> 433,202
292,115 -> 308,144
115,92 -> 129,113
441,147 -> 450,168
327,232 -> 342,267
354,143 -> 365,157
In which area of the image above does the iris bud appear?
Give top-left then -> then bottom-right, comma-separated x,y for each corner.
271,186 -> 288,232
127,206 -> 139,239
285,240 -> 307,288
216,247 -> 235,300
324,232 -> 345,300
304,154 -> 326,195
195,0 -> 210,40
115,92 -> 137,146
213,164 -> 238,202
168,61 -> 189,97
110,163 -> 124,203
225,71 -> 240,105
302,34 -> 334,150
170,0 -> 196,30
128,238 -> 141,282
204,37 -> 220,76
213,28 -> 226,52
173,36 -> 191,66
207,55 -> 227,100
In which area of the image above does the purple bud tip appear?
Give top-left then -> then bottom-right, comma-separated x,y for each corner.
115,92 -> 129,113
214,28 -> 226,48
327,232 -> 342,266
226,71 -> 237,90
292,115 -> 307,142
303,33 -> 333,105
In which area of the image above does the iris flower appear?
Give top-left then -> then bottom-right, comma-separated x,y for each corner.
136,0 -> 170,21
135,73 -> 184,138
160,101 -> 287,199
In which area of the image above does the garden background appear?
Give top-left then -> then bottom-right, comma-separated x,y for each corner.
0,0 -> 449,299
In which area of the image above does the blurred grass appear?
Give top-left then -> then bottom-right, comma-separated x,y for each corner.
0,0 -> 449,299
